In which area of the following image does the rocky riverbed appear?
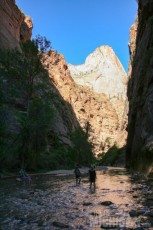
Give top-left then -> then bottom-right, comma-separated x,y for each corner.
0,167 -> 153,229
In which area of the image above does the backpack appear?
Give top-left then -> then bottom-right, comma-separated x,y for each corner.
74,168 -> 81,177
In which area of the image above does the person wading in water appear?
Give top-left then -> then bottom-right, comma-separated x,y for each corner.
89,165 -> 96,190
19,167 -> 31,186
74,164 -> 81,185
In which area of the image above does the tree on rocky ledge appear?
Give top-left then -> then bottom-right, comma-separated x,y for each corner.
34,34 -> 51,53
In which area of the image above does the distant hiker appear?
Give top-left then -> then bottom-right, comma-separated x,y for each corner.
89,165 -> 96,190
19,168 -> 31,185
74,165 -> 81,185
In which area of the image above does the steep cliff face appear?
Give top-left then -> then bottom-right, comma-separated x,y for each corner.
68,46 -> 127,100
68,46 -> 128,134
128,20 -> 138,80
0,0 -> 32,49
127,0 -> 153,174
42,51 -> 126,155
41,52 -> 79,147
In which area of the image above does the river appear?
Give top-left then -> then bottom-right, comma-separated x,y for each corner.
0,167 -> 153,229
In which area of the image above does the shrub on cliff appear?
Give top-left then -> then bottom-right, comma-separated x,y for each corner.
71,122 -> 95,166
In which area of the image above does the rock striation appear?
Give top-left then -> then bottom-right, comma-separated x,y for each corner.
68,46 -> 127,100
0,0 -> 32,50
126,0 -> 153,174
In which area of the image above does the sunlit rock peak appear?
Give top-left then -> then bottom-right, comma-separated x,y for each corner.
68,45 -> 127,100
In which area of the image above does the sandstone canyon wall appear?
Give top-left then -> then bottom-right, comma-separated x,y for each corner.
68,46 -> 128,128
43,50 -> 127,155
127,0 -> 153,174
0,0 -> 32,49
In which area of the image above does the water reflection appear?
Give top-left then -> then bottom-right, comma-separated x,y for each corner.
0,167 -> 151,229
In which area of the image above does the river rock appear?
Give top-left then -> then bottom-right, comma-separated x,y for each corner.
134,228 -> 144,230
146,210 -> 153,217
133,195 -> 139,198
146,197 -> 153,206
127,190 -> 134,193
90,212 -> 99,216
140,222 -> 151,228
119,228 -> 135,230
129,210 -> 140,217
100,222 -> 119,229
147,197 -> 153,201
137,208 -> 148,216
52,221 -> 70,228
100,201 -> 113,206
83,202 -> 92,206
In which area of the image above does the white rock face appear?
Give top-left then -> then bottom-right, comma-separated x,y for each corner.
68,46 -> 127,100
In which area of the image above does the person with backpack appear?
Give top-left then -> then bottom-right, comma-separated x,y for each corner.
89,165 -> 96,190
74,164 -> 81,185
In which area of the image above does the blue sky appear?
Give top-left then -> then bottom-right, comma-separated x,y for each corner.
16,0 -> 137,72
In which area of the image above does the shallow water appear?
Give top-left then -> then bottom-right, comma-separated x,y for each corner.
0,167 -> 152,229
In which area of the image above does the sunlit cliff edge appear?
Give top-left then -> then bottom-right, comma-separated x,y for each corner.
68,45 -> 127,100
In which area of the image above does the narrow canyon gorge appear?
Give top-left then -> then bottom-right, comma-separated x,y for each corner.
1,1 -> 153,230
0,0 -> 153,173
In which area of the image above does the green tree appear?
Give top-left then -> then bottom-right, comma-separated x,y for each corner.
0,40 -> 51,108
17,98 -> 54,169
71,122 -> 94,165
33,34 -> 51,53
0,36 -> 54,170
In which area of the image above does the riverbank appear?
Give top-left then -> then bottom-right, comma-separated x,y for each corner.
44,166 -> 109,176
0,166 -> 111,179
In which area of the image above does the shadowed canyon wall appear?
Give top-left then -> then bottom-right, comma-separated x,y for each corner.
127,0 -> 153,174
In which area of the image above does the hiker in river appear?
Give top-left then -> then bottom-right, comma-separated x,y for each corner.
74,164 -> 81,185
89,165 -> 96,190
19,167 -> 31,185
